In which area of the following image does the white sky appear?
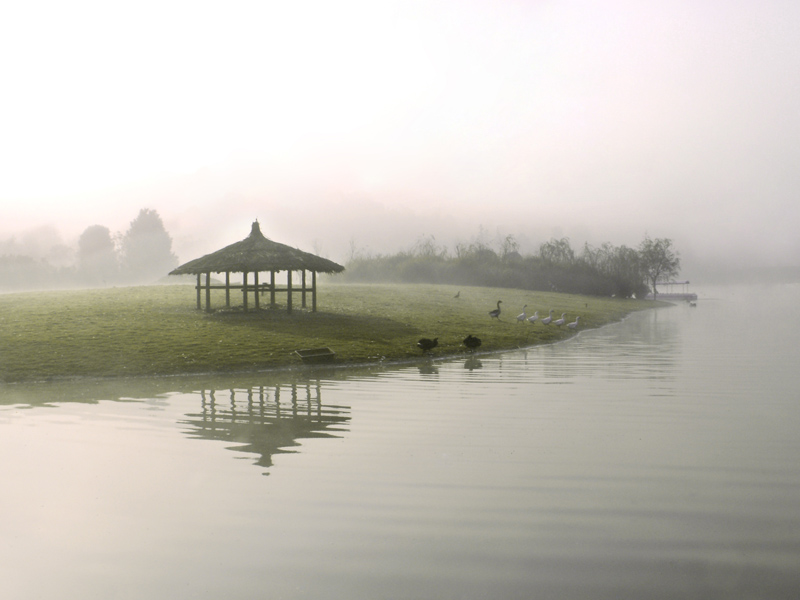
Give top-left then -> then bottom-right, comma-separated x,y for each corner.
2,0 -> 799,274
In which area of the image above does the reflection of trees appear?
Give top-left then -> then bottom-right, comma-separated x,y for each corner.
182,382 -> 350,472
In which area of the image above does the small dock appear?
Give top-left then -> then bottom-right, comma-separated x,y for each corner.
646,280 -> 697,301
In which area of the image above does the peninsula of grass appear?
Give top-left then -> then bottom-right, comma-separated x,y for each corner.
0,283 -> 660,383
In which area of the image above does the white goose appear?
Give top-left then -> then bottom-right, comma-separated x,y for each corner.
527,310 -> 539,324
541,309 -> 555,325
567,316 -> 580,329
516,305 -> 528,323
553,313 -> 567,326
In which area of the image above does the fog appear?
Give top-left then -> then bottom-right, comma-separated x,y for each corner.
2,1 -> 799,283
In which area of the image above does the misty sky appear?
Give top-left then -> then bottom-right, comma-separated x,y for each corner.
2,0 -> 799,274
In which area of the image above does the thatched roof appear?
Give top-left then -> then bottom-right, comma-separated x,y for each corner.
169,221 -> 345,275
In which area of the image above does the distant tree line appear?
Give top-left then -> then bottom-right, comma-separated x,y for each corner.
341,234 -> 680,298
0,209 -> 178,291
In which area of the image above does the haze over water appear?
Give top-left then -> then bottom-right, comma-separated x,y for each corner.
2,283 -> 799,599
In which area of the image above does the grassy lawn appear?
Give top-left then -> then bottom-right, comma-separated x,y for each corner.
0,282 -> 659,383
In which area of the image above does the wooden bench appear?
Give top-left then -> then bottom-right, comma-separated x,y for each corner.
294,348 -> 336,364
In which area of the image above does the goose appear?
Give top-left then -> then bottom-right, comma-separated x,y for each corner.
541,309 -> 555,325
516,305 -> 528,323
463,334 -> 482,350
488,300 -> 502,319
454,291 -> 461,299
553,313 -> 567,326
567,316 -> 580,329
527,310 -> 539,324
417,337 -> 438,352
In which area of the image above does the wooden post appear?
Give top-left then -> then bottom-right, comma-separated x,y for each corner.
287,270 -> 293,314
312,271 -> 317,312
254,271 -> 260,309
301,270 -> 307,308
225,272 -> 231,307
205,272 -> 212,312
270,271 -> 276,307
196,273 -> 201,310
243,271 -> 248,312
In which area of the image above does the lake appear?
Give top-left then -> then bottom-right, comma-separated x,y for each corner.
2,283 -> 799,599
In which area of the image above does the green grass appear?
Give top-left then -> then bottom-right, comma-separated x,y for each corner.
0,283 -> 659,383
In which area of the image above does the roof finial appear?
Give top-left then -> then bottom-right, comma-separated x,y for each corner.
250,220 -> 262,237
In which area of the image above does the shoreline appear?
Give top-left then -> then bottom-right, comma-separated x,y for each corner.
1,306 -> 661,391
0,283 -> 662,386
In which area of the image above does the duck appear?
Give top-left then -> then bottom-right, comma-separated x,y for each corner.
516,305 -> 528,323
527,310 -> 539,324
488,300 -> 502,319
463,334 -> 482,350
541,309 -> 555,325
417,337 -> 438,352
567,316 -> 580,329
553,313 -> 567,326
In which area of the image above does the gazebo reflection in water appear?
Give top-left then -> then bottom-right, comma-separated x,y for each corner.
182,382 -> 350,474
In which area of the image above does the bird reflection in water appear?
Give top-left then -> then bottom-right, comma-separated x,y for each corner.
183,383 -> 350,474
417,360 -> 439,375
464,356 -> 482,370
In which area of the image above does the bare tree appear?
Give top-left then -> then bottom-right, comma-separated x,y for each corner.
500,234 -> 520,259
412,234 -> 447,259
638,236 -> 681,299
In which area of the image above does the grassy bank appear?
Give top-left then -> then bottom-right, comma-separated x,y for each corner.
0,283 -> 659,383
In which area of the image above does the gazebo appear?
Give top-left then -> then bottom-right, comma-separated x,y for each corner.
169,221 -> 344,313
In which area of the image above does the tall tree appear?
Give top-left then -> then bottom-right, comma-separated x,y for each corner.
120,209 -> 178,283
607,245 -> 647,298
638,236 -> 681,299
78,225 -> 118,284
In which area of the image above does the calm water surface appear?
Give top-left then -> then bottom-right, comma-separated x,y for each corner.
2,284 -> 799,599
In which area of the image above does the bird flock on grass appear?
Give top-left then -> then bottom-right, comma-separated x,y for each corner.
511,307 -> 579,329
415,293 -> 581,356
